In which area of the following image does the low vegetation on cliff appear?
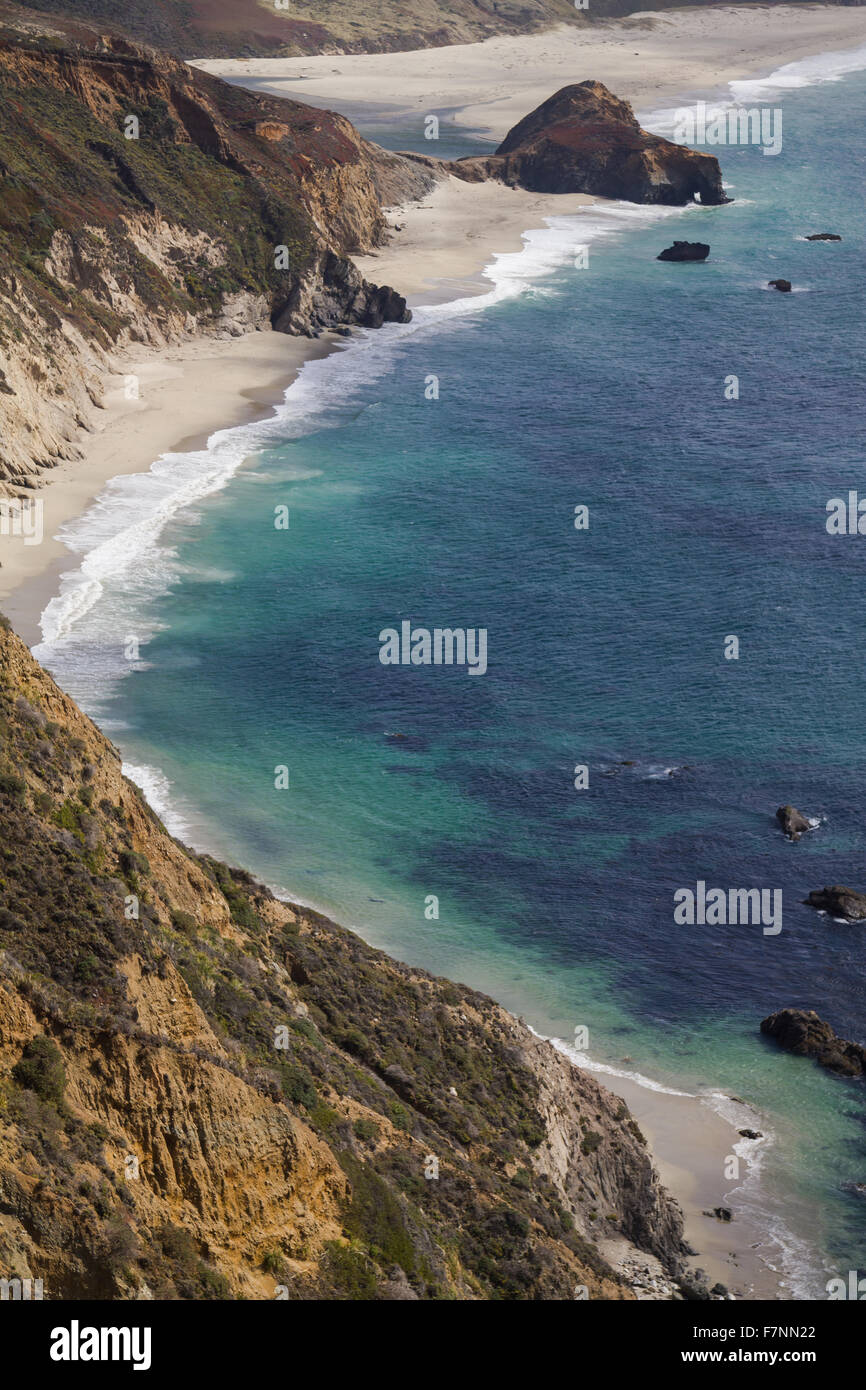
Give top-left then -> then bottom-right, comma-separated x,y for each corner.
0,616 -> 686,1298
0,5 -> 429,487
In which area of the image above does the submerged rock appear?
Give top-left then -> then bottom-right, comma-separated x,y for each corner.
768,279 -> 792,292
738,1129 -> 763,1140
657,241 -> 710,262
760,1008 -> 866,1078
803,886 -> 866,920
805,232 -> 841,241
776,804 -> 812,841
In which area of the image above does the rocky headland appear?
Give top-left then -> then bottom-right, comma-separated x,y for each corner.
0,12 -> 728,502
404,81 -> 729,207
0,617 -> 690,1298
0,10 -> 433,491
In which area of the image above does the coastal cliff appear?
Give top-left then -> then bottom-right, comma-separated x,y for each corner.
0,616 -> 687,1298
0,8 -> 727,497
0,10 -> 432,489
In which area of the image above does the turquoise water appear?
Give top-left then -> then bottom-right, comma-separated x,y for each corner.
36,64 -> 866,1295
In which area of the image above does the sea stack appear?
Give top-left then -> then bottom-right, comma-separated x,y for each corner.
657,241 -> 710,262
776,805 -> 812,841
440,81 -> 730,206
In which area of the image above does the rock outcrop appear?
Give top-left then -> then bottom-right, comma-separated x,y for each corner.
441,83 -> 729,206
0,15 -> 431,489
776,805 -> 812,841
0,616 -> 687,1299
760,1009 -> 866,1078
657,242 -> 710,262
805,232 -> 841,241
803,886 -> 866,920
768,279 -> 792,293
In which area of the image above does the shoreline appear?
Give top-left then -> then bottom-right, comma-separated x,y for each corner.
4,11 -> 862,1299
194,5 -> 866,142
0,331 -> 337,646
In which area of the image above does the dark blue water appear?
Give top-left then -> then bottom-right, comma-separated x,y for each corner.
37,67 -> 866,1293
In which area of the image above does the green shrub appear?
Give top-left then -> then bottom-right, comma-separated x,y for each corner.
340,1152 -> 416,1274
279,1062 -> 317,1110
580,1130 -> 602,1156
0,772 -> 26,801
12,1035 -> 66,1106
119,849 -> 150,879
323,1242 -> 377,1300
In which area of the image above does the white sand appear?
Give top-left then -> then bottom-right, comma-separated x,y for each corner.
356,178 -> 595,303
598,1068 -> 784,1298
0,331 -> 334,640
195,5 -> 866,141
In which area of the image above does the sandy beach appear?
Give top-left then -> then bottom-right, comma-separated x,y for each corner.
0,331 -> 335,643
195,5 -> 866,139
594,1067 -> 785,1298
7,5 -> 866,638
358,179 -> 595,303
3,6 -> 864,1298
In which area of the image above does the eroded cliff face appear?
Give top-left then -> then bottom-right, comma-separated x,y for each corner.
0,16 -> 433,488
0,618 -> 687,1299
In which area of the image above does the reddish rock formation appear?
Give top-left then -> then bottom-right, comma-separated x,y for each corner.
445,82 -> 729,206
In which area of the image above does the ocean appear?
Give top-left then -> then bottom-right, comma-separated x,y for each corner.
33,51 -> 866,1297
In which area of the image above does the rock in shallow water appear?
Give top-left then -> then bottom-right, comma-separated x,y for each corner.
657,241 -> 710,262
760,1008 -> 866,1077
768,279 -> 792,292
803,885 -> 866,920
776,804 -> 812,841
